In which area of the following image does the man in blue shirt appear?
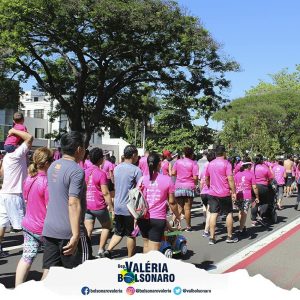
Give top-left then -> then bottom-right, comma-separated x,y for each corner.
103,145 -> 142,258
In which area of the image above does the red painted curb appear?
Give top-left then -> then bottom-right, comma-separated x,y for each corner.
223,223 -> 300,273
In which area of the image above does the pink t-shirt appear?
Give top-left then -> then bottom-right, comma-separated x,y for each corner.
205,157 -> 232,197
78,159 -> 93,170
161,160 -> 170,176
253,164 -> 273,185
22,171 -> 49,235
200,163 -> 209,195
138,156 -> 149,176
5,123 -> 27,146
234,161 -> 242,174
101,160 -> 114,179
85,165 -> 108,210
296,166 -> 300,182
272,165 -> 285,185
138,174 -> 175,220
53,150 -> 62,161
173,157 -> 199,189
234,170 -> 255,200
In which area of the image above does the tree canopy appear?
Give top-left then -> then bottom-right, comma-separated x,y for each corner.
214,88 -> 300,157
146,96 -> 215,152
0,0 -> 238,146
0,50 -> 19,109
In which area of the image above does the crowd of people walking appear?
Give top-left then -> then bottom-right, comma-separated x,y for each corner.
0,112 -> 300,287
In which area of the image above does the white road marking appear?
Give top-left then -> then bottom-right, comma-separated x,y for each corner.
3,244 -> 23,251
208,215 -> 300,274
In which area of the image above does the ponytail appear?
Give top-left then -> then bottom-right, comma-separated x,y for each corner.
28,147 -> 53,177
28,163 -> 38,177
149,161 -> 155,181
147,152 -> 161,181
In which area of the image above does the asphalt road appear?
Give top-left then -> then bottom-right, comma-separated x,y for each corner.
1,194 -> 300,289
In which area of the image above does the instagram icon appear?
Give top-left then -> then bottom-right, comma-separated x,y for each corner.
126,286 -> 136,295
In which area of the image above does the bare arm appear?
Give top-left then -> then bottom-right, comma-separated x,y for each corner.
193,175 -> 198,185
109,170 -> 114,184
8,128 -> 33,148
252,184 -> 260,203
171,168 -> 176,176
205,176 -> 210,188
168,163 -> 172,176
63,196 -> 81,255
101,184 -> 114,212
227,175 -> 236,200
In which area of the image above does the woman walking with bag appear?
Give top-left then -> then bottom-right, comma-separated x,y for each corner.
137,152 -> 181,253
15,147 -> 53,286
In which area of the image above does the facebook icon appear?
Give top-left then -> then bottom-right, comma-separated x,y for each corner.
81,286 -> 90,295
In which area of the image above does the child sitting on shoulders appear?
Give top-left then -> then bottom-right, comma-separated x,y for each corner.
4,112 -> 27,153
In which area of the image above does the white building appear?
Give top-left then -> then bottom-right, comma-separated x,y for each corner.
20,91 -> 130,161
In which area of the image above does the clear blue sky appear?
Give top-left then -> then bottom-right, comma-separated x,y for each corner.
178,0 -> 300,99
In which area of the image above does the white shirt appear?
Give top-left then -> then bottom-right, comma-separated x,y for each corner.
0,143 -> 29,194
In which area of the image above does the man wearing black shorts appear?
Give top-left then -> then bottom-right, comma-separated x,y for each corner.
284,154 -> 294,197
103,145 -> 142,258
42,132 -> 92,279
205,145 -> 238,245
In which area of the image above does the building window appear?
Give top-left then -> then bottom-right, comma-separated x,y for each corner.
34,97 -> 39,102
34,109 -> 44,119
27,110 -> 31,117
35,128 -> 44,138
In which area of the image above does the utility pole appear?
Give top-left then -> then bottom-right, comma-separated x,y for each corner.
47,97 -> 53,148
142,120 -> 146,153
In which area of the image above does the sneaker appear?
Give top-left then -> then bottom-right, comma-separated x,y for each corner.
257,218 -> 267,226
294,203 -> 299,211
208,238 -> 216,245
96,250 -> 104,258
226,236 -> 238,243
185,227 -> 193,232
102,250 -> 111,259
251,221 -> 257,226
0,250 -> 9,258
202,231 -> 210,238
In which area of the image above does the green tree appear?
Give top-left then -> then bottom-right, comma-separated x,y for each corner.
0,49 -> 19,109
214,90 -> 300,157
147,96 -> 215,152
246,66 -> 300,96
0,0 -> 238,146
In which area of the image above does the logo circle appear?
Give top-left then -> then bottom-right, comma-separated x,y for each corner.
126,286 -> 136,295
173,286 -> 182,295
81,286 -> 90,295
124,271 -> 135,284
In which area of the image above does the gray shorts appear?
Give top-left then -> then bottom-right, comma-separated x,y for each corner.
235,199 -> 252,213
85,208 -> 111,225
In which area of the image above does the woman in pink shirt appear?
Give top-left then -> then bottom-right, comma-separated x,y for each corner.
84,148 -> 114,258
295,162 -> 300,210
272,160 -> 286,210
172,147 -> 199,231
160,149 -> 172,176
15,147 -> 53,286
137,152 -> 180,253
234,160 -> 259,233
251,154 -> 274,225
200,151 -> 216,237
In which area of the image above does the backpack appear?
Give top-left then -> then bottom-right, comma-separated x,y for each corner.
126,178 -> 148,219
